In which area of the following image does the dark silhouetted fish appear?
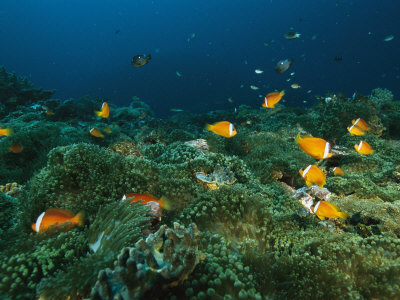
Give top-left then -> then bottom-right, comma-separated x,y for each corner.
275,59 -> 293,73
131,54 -> 151,67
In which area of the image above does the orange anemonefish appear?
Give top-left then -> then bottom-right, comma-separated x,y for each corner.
354,140 -> 374,155
262,90 -> 285,108
295,133 -> 332,160
311,200 -> 348,220
104,127 -> 112,134
205,121 -> 237,138
122,192 -> 171,210
347,124 -> 366,136
45,110 -> 55,116
90,128 -> 104,138
299,165 -> 326,189
9,143 -> 23,153
32,208 -> 84,233
332,167 -> 344,176
352,118 -> 369,131
0,127 -> 13,137
95,102 -> 110,119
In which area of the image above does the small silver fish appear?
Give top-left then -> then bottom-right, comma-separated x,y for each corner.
275,58 -> 293,73
255,69 -> 264,74
250,85 -> 259,90
383,35 -> 394,42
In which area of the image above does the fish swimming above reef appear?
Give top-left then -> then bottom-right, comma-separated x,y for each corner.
9,143 -> 23,153
332,167 -> 344,176
295,133 -> 332,160
347,124 -> 366,136
275,58 -> 293,73
352,118 -> 370,131
291,83 -> 301,89
354,140 -> 374,155
95,102 -> 110,118
0,127 -> 13,137
299,165 -> 326,189
284,30 -> 301,39
122,192 -> 171,210
32,208 -> 84,233
90,128 -> 104,138
206,121 -> 237,138
262,90 -> 285,108
131,54 -> 151,67
311,200 -> 348,220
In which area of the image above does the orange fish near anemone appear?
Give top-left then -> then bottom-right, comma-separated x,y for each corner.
295,133 -> 332,160
352,118 -> 369,131
122,193 -> 171,210
95,102 -> 110,119
32,208 -> 84,233
205,121 -> 237,138
9,143 -> 23,153
90,128 -> 104,138
311,201 -> 348,220
262,90 -> 285,108
347,124 -> 365,136
332,167 -> 344,176
0,127 -> 13,137
299,165 -> 326,189
354,141 -> 374,155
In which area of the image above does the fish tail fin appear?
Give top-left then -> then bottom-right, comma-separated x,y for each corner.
295,133 -> 301,144
147,54 -> 152,60
205,124 -> 213,132
338,212 -> 348,220
280,90 -> 285,96
5,128 -> 13,136
159,196 -> 172,210
95,110 -> 102,117
74,211 -> 85,226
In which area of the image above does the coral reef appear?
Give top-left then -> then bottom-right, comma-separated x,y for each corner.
91,222 -> 204,299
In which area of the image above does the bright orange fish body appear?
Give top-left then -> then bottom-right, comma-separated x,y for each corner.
354,141 -> 374,155
122,193 -> 170,210
332,167 -> 344,176
95,102 -> 110,118
0,127 -> 13,137
352,118 -> 369,131
262,90 -> 285,108
32,208 -> 83,233
299,165 -> 326,188
206,121 -> 237,138
90,128 -> 104,138
312,201 -> 348,220
295,133 -> 332,160
347,124 -> 365,136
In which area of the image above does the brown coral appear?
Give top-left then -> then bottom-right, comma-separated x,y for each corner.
90,222 -> 204,299
108,140 -> 142,158
0,182 -> 21,197
195,164 -> 237,190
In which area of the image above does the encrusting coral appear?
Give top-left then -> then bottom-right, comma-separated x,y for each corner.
91,222 -> 204,299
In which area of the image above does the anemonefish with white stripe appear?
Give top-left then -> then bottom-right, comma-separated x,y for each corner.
354,140 -> 374,155
262,90 -> 285,108
206,121 -> 237,138
351,118 -> 369,131
295,133 -> 332,160
311,201 -> 348,220
95,102 -> 110,119
347,123 -> 366,136
32,208 -> 84,233
332,167 -> 344,176
299,165 -> 326,189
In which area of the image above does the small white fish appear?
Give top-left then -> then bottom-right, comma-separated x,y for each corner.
286,78 -> 291,82
303,100 -> 307,103
228,97 -> 234,103
176,71 -> 182,77
250,85 -> 259,90
383,35 -> 394,42
291,83 -> 301,89
255,69 -> 264,74
187,33 -> 196,42
307,90 -> 312,94
170,108 -> 185,112
290,72 -> 295,76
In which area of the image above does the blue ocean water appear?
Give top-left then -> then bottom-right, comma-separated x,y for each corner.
0,0 -> 399,117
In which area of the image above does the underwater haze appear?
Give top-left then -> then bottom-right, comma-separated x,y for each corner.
0,0 -> 399,116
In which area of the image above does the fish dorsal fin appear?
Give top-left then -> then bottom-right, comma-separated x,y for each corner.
143,192 -> 157,200
45,208 -> 74,218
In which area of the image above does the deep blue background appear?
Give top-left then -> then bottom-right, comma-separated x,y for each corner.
0,0 -> 399,117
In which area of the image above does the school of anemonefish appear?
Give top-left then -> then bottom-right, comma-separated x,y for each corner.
0,96 -> 381,229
